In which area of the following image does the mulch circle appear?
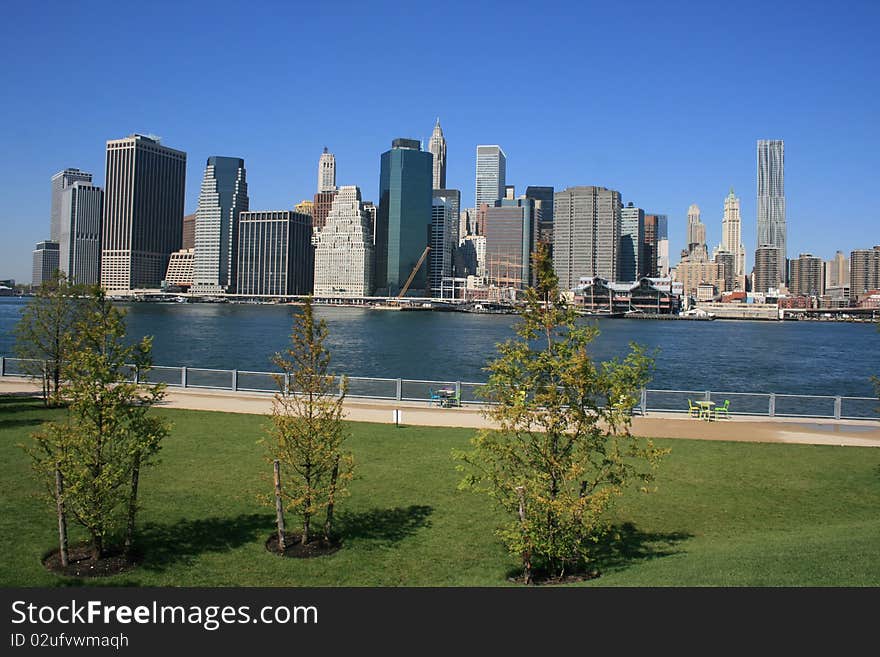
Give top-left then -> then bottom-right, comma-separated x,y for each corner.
508,569 -> 601,586
43,545 -> 138,578
265,532 -> 340,558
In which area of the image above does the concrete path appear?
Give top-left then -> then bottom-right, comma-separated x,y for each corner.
2,378 -> 879,448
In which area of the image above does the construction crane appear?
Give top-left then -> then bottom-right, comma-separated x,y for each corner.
390,246 -> 431,306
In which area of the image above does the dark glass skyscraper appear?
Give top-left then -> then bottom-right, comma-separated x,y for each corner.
376,138 -> 433,295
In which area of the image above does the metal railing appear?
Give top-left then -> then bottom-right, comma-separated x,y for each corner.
1,355 -> 878,421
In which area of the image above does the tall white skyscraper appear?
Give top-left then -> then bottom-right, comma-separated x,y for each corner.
475,145 -> 506,207
50,168 -> 92,243
720,187 -> 746,289
313,185 -> 374,297
428,118 -> 446,189
685,204 -> 708,261
318,147 -> 336,193
58,182 -> 103,285
192,157 -> 249,294
429,192 -> 459,296
757,139 -> 785,283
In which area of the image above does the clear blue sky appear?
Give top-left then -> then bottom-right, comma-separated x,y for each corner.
2,0 -> 878,283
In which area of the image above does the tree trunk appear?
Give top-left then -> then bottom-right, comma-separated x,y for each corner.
91,532 -> 103,562
324,454 -> 340,543
124,452 -> 141,560
516,486 -> 532,585
273,460 -> 286,552
302,464 -> 311,545
55,467 -> 68,567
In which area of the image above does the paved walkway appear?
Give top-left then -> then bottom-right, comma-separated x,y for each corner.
2,378 -> 879,448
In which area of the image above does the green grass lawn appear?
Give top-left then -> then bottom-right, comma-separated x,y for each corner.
2,394 -> 880,586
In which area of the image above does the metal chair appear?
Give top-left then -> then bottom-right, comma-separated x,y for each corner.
714,399 -> 731,420
687,399 -> 700,418
428,388 -> 442,407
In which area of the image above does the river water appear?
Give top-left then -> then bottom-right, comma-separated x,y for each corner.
1,298 -> 877,397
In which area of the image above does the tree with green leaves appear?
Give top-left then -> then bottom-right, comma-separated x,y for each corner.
454,243 -> 669,583
265,297 -> 354,551
14,271 -> 98,405
25,289 -> 168,564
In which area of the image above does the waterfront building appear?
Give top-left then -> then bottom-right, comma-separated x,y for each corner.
825,250 -> 849,291
101,134 -> 186,292
720,188 -> 746,289
553,186 -> 622,289
318,147 -> 336,193
686,204 -> 708,261
458,235 -> 486,278
789,253 -> 824,297
525,186 -> 554,258
482,196 -> 537,290
428,118 -> 447,189
32,241 -> 60,285
58,182 -> 103,284
191,157 -> 249,295
430,190 -> 460,291
312,191 -> 337,231
619,203 -> 645,282
236,211 -> 314,296
164,248 -> 194,290
655,214 -> 670,277
753,244 -> 784,294
362,201 -> 377,245
643,214 -> 660,278
757,139 -> 786,284
572,277 -> 679,314
313,186 -> 374,297
375,138 -> 433,295
849,246 -> 880,298
50,168 -> 92,243
675,259 -> 725,298
182,213 -> 196,250
475,145 -> 506,207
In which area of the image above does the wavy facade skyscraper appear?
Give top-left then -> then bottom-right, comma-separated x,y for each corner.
757,139 -> 785,284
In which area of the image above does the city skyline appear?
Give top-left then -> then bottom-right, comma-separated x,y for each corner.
2,2 -> 878,282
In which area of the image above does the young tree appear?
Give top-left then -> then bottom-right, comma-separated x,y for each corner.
25,289 -> 169,563
455,244 -> 669,583
265,297 -> 354,549
14,271 -> 97,405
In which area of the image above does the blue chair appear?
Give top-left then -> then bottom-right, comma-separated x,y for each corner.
428,388 -> 442,406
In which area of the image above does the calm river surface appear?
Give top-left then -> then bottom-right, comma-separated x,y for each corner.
1,297 -> 877,396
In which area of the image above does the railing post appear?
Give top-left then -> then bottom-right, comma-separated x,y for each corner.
0,356 -> 5,377
338,376 -> 344,399
704,390 -> 711,402
769,393 -> 776,418
181,366 -> 188,388
232,369 -> 238,392
834,396 -> 841,421
284,372 -> 290,395
456,381 -> 461,405
134,366 -> 139,385
396,378 -> 402,401
640,388 -> 647,416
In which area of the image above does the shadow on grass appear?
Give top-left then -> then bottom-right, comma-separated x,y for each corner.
135,513 -> 274,572
591,522 -> 691,574
0,418 -> 45,430
336,505 -> 433,544
504,521 -> 692,582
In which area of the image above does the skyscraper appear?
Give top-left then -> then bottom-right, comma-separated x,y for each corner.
428,118 -> 447,189
101,134 -> 186,291
655,214 -> 669,277
32,241 -> 60,286
789,254 -> 824,297
236,211 -> 314,296
849,246 -> 880,298
58,182 -> 103,284
619,203 -> 645,282
475,145 -> 506,207
825,251 -> 849,288
375,138 -> 433,295
482,196 -> 538,290
429,195 -> 457,296
753,245 -> 784,294
686,204 -> 708,261
314,186 -> 374,297
312,191 -> 337,231
182,213 -> 196,250
720,187 -> 746,290
525,186 -> 554,255
553,186 -> 622,290
757,139 -> 786,284
50,168 -> 92,243
192,157 -> 249,294
643,214 -> 660,278
318,147 -> 336,193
